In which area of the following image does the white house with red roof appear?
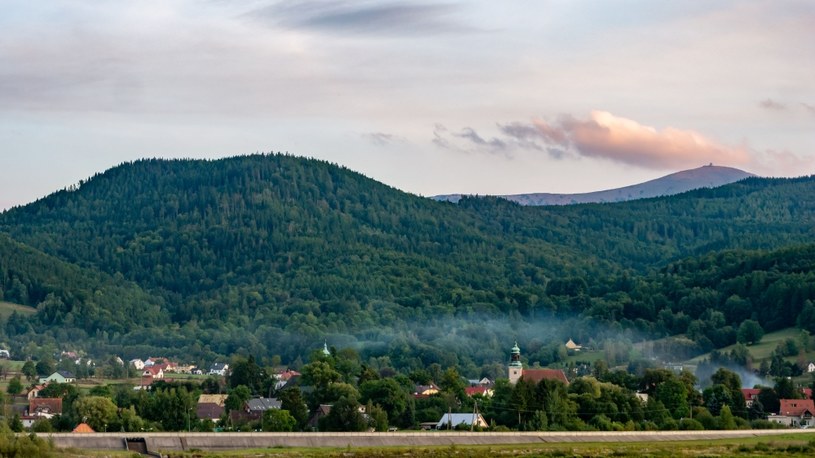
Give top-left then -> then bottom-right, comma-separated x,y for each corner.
768,399 -> 815,427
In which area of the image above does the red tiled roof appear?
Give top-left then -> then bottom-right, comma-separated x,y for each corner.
72,423 -> 95,433
779,399 -> 815,416
802,388 -> 813,400
30,398 -> 63,415
465,386 -> 490,396
742,388 -> 761,401
521,369 -> 569,385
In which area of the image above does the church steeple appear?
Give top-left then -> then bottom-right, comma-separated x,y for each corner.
508,341 -> 523,384
322,340 -> 331,356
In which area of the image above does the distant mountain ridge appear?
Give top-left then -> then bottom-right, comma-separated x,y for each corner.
434,165 -> 754,205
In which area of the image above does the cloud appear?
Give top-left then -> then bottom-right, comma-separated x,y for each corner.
432,124 -> 538,158
803,103 -> 815,115
362,132 -> 406,146
247,1 -> 471,36
759,99 -> 786,110
496,111 -> 752,170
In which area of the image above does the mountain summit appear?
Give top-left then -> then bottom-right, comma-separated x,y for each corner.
434,164 -> 754,205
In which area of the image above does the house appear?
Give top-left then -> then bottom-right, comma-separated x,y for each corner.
274,370 -> 301,391
435,413 -> 488,430
413,383 -> 441,397
742,388 -> 761,408
246,397 -> 282,414
130,359 -> 145,370
0,349 -> 10,359
808,362 -> 815,373
507,343 -> 569,385
635,392 -> 649,403
142,367 -> 164,379
466,377 -> 493,387
144,357 -> 167,367
565,339 -> 583,351
28,398 -> 63,418
72,423 -> 95,433
39,370 -> 76,384
209,363 -> 229,376
307,404 -> 333,430
464,386 -> 494,397
26,384 -> 48,400
768,399 -> 815,427
196,394 -> 228,423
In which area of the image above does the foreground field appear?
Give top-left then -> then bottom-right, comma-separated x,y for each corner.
94,432 -> 815,458
42,430 -> 815,457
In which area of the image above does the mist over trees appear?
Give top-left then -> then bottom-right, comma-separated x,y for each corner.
0,154 -> 815,370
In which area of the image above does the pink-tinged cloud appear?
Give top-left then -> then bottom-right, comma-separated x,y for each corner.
527,111 -> 752,170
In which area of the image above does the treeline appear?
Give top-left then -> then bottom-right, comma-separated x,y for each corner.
9,348 -> 810,434
0,155 -> 814,366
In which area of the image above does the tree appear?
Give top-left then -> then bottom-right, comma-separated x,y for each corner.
73,396 -> 118,432
279,388 -> 308,430
736,320 -> 764,345
359,378 -> 408,427
21,361 -> 37,381
228,356 -> 266,394
718,405 -> 737,430
262,409 -> 296,432
225,385 -> 252,412
35,359 -> 55,377
655,378 -> 689,420
319,396 -> 367,432
7,376 -> 23,395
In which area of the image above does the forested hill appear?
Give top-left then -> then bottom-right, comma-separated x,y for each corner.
1,154 -> 814,369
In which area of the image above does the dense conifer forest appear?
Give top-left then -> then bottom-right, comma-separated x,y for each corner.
1,154 -> 814,372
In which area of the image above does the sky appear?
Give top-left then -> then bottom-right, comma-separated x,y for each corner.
1,0 -> 814,210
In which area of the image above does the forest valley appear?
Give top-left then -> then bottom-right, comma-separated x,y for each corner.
1,154 -> 815,432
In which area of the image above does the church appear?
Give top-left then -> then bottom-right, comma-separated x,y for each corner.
508,342 -> 569,385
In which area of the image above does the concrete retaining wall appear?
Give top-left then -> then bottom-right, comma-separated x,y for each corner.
42,429 -> 814,453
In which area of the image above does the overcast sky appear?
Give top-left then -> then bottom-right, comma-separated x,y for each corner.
1,0 -> 813,210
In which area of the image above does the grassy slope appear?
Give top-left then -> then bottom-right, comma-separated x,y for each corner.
687,328 -> 809,364
0,300 -> 35,321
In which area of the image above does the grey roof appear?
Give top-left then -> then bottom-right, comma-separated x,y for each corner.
210,363 -> 228,370
246,397 -> 282,412
435,413 -> 486,429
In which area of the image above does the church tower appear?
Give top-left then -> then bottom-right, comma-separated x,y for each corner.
508,341 -> 523,384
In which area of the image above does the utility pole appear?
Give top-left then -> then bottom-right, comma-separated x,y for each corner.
471,400 -> 478,432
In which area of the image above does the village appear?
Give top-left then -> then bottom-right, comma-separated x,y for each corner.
3,338 -> 815,434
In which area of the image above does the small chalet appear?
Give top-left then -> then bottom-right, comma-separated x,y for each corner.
29,398 -> 63,419
565,339 -> 583,351
142,366 -> 165,379
742,388 -> 761,408
808,362 -> 815,373
39,370 -> 76,384
413,384 -> 441,397
130,359 -> 145,370
26,384 -> 48,400
436,413 -> 488,430
197,394 -> 228,423
769,399 -> 815,427
209,362 -> 230,376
